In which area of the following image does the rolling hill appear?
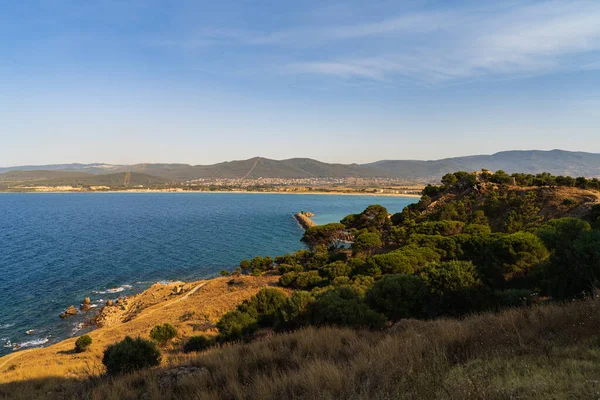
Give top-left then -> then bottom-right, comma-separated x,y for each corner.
0,171 -> 168,188
1,150 -> 599,184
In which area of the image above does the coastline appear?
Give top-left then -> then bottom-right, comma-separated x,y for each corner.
0,190 -> 421,198
0,274 -> 284,383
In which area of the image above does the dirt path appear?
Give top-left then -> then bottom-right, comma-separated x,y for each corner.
241,157 -> 260,179
0,281 -> 210,371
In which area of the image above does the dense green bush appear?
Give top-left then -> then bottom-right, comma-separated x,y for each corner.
538,228 -> 600,299
352,232 -> 382,255
367,275 -> 426,321
420,261 -> 483,315
216,310 -> 258,342
149,323 -> 177,346
341,205 -> 389,232
277,263 -> 304,274
309,287 -> 386,330
367,245 -> 440,275
301,223 -> 346,250
462,224 -> 491,235
278,291 -> 315,328
321,261 -> 352,280
239,256 -> 274,276
182,335 -> 213,353
412,220 -> 465,236
74,334 -> 92,353
469,232 -> 549,288
102,336 -> 161,375
238,288 -> 287,326
280,271 -> 326,290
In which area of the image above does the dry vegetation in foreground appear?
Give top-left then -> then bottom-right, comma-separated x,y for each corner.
0,275 -> 282,385
2,298 -> 600,399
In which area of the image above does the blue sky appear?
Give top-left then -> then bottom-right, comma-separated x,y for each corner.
1,0 -> 599,166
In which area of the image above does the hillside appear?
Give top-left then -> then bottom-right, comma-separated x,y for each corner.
0,275 -> 281,386
1,287 -> 600,399
366,150 -> 600,180
2,170 -> 600,399
0,171 -> 168,189
2,150 -> 600,183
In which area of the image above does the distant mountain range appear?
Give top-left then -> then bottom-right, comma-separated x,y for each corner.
1,150 -> 600,185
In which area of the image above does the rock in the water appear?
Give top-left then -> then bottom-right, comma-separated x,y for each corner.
106,300 -> 114,306
65,305 -> 77,315
80,303 -> 91,311
83,297 -> 91,305
60,305 -> 77,318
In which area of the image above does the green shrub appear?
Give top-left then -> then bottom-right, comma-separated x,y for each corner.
321,261 -> 352,280
238,288 -> 287,326
462,224 -> 492,235
149,323 -> 177,346
309,288 -> 385,330
367,275 -> 426,321
182,335 -> 213,353
292,271 -> 326,290
412,221 -> 465,236
220,270 -> 231,276
538,230 -> 600,299
279,272 -> 298,287
367,245 -> 440,275
102,336 -> 161,375
278,291 -> 315,328
74,334 -> 92,353
277,263 -> 304,274
352,232 -> 382,255
216,310 -> 257,342
420,261 -> 483,316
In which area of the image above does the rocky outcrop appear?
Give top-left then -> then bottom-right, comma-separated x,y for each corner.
294,212 -> 317,229
80,297 -> 92,311
59,305 -> 78,318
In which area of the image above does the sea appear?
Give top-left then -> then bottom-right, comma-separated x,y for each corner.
0,192 -> 416,355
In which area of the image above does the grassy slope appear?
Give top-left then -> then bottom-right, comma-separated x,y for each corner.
2,296 -> 600,399
0,275 -> 281,386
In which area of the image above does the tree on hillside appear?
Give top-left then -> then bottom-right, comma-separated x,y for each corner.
342,205 -> 389,232
367,275 -> 426,321
537,219 -> 600,299
238,288 -> 287,326
352,232 -> 382,256
301,223 -> 346,250
420,261 -> 483,315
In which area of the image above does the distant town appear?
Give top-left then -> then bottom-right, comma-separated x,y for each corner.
6,177 -> 424,196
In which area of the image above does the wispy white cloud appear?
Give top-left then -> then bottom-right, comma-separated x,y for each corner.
285,0 -> 600,82
287,61 -> 386,80
148,0 -> 600,83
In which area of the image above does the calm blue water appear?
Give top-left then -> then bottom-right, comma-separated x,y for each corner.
0,193 -> 415,354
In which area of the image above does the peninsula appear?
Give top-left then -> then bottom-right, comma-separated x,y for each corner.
2,169 -> 600,399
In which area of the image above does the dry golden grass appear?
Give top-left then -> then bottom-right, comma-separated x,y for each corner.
2,297 -> 600,399
0,274 -> 282,385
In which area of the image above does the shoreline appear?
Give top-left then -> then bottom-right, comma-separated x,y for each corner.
0,190 -> 422,198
